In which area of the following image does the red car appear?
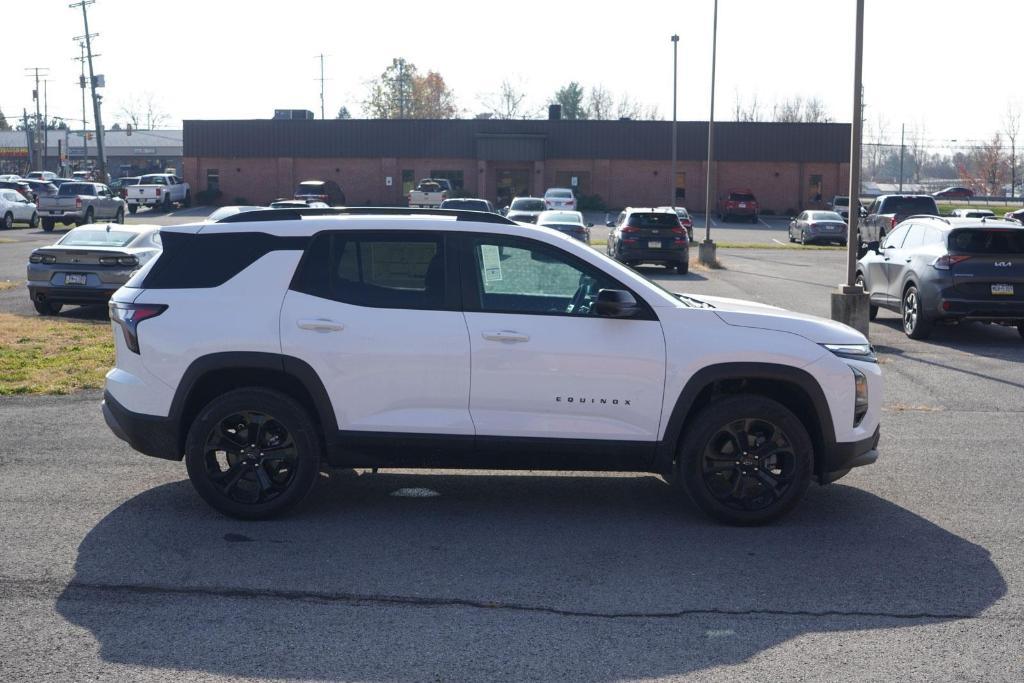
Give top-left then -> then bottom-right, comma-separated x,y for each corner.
718,189 -> 759,223
932,186 -> 974,199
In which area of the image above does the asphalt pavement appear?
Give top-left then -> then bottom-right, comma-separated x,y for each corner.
1,209 -> 1023,681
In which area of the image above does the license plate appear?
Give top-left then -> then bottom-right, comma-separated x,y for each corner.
738,203 -> 747,208
65,273 -> 87,286
648,241 -> 662,248
991,284 -> 1014,296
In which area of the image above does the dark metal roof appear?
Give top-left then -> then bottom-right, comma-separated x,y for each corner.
184,119 -> 851,163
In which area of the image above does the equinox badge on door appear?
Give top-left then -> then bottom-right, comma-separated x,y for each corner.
556,396 -> 632,406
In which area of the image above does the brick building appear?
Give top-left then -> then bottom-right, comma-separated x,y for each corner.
183,119 -> 850,214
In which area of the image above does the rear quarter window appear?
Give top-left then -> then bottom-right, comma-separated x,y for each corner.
141,232 -> 309,289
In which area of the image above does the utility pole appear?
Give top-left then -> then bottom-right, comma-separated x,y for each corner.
898,123 -> 905,192
22,110 -> 33,172
671,34 -> 679,209
71,0 -> 107,180
830,0 -> 870,337
317,54 -> 326,119
43,80 -> 49,171
699,0 -> 719,265
75,42 -> 89,168
24,67 -> 49,171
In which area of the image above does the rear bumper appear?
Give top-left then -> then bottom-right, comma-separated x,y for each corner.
617,245 -> 689,264
39,211 -> 84,222
102,390 -> 181,461
934,298 -> 1024,322
819,425 -> 880,484
29,283 -> 119,304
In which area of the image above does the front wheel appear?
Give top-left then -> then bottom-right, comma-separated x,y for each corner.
677,395 -> 812,525
902,285 -> 933,340
2,212 -> 12,230
41,218 -> 54,232
800,230 -> 807,246
78,208 -> 94,226
184,388 -> 322,519
184,191 -> 192,208
162,194 -> 172,212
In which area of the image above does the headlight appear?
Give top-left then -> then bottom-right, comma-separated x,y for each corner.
823,343 -> 876,362
852,366 -> 869,427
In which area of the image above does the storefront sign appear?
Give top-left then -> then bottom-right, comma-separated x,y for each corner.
0,147 -> 28,159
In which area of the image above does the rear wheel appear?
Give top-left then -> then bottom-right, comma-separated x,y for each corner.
162,194 -> 172,212
676,260 -> 689,275
184,190 -> 192,208
751,214 -> 758,224
128,204 -> 138,215
855,273 -> 878,320
29,212 -> 38,229
78,208 -> 94,226
184,388 -> 322,519
800,230 -> 808,245
902,285 -> 933,339
677,395 -> 812,525
2,212 -> 12,230
33,300 -> 62,316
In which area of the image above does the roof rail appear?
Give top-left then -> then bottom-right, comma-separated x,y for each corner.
905,214 -> 950,224
217,206 -> 518,225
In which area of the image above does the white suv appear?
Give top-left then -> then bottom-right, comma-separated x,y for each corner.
102,207 -> 882,524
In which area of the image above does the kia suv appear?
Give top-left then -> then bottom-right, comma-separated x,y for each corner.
102,207 -> 882,525
856,215 -> 1024,339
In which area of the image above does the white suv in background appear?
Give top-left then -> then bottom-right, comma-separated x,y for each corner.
544,187 -> 577,210
102,207 -> 882,524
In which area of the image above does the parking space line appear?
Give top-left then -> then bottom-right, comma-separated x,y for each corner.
771,238 -> 788,246
758,217 -> 773,228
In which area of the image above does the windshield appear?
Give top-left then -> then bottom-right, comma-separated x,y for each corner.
809,211 -> 845,221
57,183 -> 95,196
949,228 -> 1024,254
729,192 -> 755,201
140,175 -> 168,185
510,199 -> 544,212
59,228 -> 138,247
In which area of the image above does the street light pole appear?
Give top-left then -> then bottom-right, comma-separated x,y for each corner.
830,0 -> 870,337
671,34 -> 679,209
699,0 -> 719,265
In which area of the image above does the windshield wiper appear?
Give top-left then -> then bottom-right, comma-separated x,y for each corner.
676,294 -> 714,309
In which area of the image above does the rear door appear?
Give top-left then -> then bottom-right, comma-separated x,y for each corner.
885,223 -> 923,301
280,230 -> 474,438
459,233 -> 666,455
947,228 -> 1024,305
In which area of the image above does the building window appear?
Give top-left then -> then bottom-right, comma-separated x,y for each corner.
554,171 -> 591,195
809,174 -> 823,202
401,169 -> 415,196
675,171 -> 686,201
206,169 -> 220,193
430,170 -> 464,191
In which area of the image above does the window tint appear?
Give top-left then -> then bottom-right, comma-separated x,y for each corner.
60,229 -> 137,247
140,175 -> 168,185
510,198 -> 544,212
58,183 -> 97,197
293,232 -> 446,310
882,223 -> 911,249
627,212 -> 681,228
546,189 -> 573,198
882,196 -> 937,215
729,192 -> 755,201
949,229 -> 1024,254
469,236 -> 620,316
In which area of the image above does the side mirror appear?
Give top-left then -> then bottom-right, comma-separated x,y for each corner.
594,289 -> 641,318
586,222 -> 593,228
501,206 -> 509,215
867,240 -> 880,253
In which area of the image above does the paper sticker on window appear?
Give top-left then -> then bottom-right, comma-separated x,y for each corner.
481,244 -> 502,282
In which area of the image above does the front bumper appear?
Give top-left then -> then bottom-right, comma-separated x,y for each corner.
102,391 -> 181,461
819,425 -> 880,484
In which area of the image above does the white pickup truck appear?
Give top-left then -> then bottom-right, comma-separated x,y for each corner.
127,174 -> 191,214
407,178 -> 453,208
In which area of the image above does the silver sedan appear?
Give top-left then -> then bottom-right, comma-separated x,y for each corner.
26,223 -> 162,315
788,210 -> 848,246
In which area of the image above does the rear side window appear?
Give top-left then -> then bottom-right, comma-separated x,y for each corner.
949,229 -> 1024,254
901,225 -> 925,250
139,231 -> 309,289
627,212 -> 682,228
292,232 -> 446,310
729,192 -> 755,201
883,196 -> 937,215
58,183 -> 96,196
140,175 -> 168,185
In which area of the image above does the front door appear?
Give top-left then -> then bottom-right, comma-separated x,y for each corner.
495,169 -> 530,208
280,230 -> 473,436
882,223 -> 916,304
459,233 -> 666,447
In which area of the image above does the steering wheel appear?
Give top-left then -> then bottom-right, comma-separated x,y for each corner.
567,278 -> 595,315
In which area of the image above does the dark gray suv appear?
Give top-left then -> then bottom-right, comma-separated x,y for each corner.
855,216 -> 1024,339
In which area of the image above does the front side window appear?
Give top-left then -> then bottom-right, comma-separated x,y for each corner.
294,232 -> 446,310
882,223 -> 911,249
468,236 -> 621,317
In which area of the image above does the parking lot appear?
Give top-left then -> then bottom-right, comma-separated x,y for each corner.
1,211 -> 1023,680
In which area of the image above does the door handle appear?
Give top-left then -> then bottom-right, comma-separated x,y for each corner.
883,257 -> 891,262
297,318 -> 344,332
482,330 -> 530,343
904,257 -> 912,263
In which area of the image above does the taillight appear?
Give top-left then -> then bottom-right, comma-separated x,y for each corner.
621,226 -> 640,234
109,302 -> 167,354
890,216 -> 898,229
29,252 -> 56,264
99,256 -> 139,267
931,254 -> 971,270
75,197 -> 82,209
156,188 -> 162,196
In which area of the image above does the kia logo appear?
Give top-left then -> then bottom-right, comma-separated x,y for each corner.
995,261 -> 1012,267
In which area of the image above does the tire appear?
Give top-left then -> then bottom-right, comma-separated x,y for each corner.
41,218 -> 54,232
855,273 -> 878,320
676,260 -> 689,275
788,229 -> 795,243
184,190 -> 192,208
676,394 -> 813,525
128,204 -> 138,215
800,230 -> 807,246
2,212 -> 11,230
901,285 -> 933,340
184,387 -> 322,520
751,214 -> 758,224
29,212 -> 38,229
33,300 -> 62,316
114,207 -> 125,224
162,194 -> 172,212
78,208 -> 94,226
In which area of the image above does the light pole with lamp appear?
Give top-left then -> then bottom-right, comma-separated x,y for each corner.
699,0 -> 719,265
830,0 -> 870,336
671,34 -> 679,209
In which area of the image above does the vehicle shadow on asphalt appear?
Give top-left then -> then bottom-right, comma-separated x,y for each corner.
872,315 -> 1024,370
55,472 -> 1005,680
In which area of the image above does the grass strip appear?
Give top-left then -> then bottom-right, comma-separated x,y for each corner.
0,313 -> 113,395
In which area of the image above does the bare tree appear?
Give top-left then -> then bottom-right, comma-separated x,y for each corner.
906,123 -> 928,183
118,93 -> 170,129
481,79 -> 529,120
732,91 -> 763,122
587,84 -> 614,120
772,96 -> 804,123
614,94 -> 642,120
642,103 -> 663,121
803,97 -> 832,123
1005,102 -> 1021,197
972,133 -> 1009,195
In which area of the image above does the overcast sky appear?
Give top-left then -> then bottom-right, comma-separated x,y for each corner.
4,0 -> 1021,152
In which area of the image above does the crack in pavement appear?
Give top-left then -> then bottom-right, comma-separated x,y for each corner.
0,577 -> 989,622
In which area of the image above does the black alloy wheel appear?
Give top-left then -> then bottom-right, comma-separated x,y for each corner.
678,395 -> 811,525
185,388 -> 321,519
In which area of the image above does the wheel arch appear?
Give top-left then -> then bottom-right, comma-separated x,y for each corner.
655,362 -> 836,480
170,352 -> 337,457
